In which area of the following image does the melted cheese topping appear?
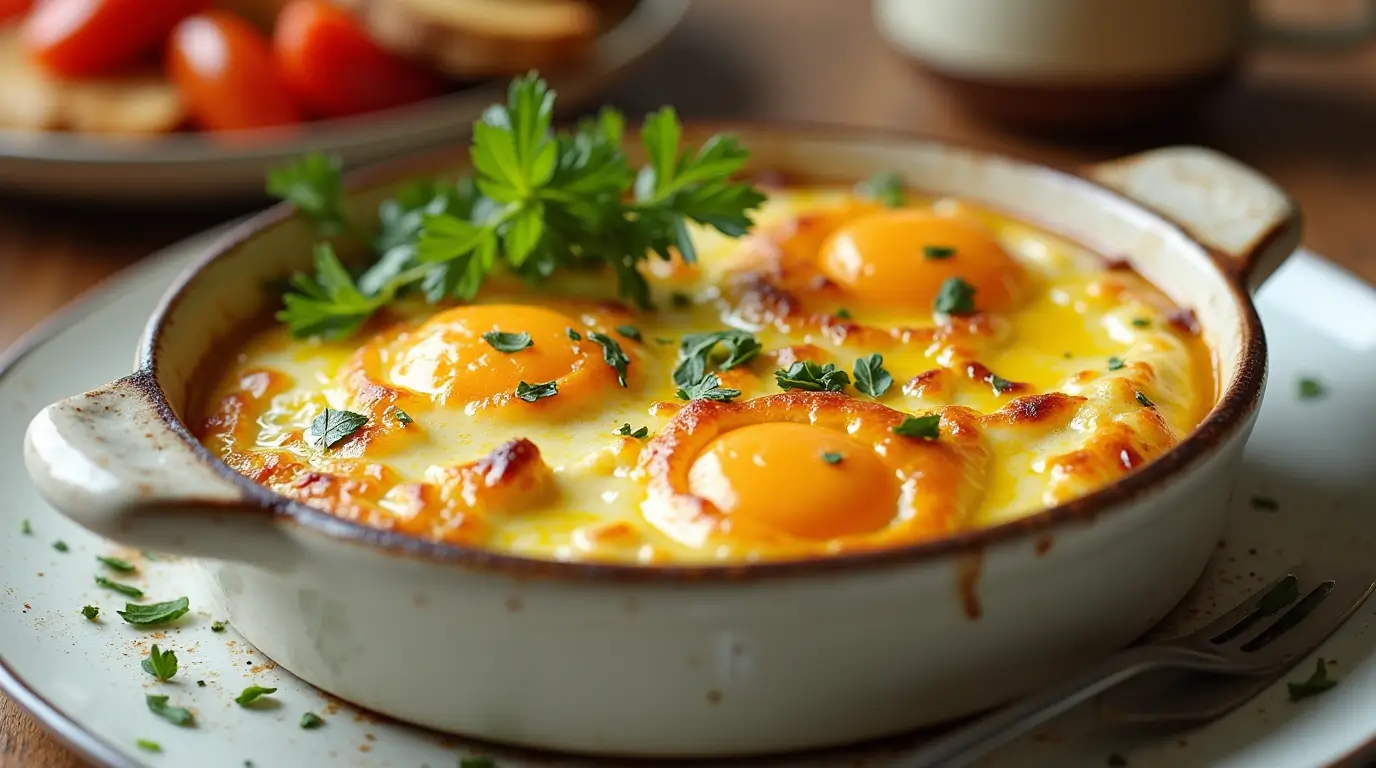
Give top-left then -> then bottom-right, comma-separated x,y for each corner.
196,189 -> 1215,564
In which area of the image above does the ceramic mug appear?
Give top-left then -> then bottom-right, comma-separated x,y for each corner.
875,0 -> 1376,131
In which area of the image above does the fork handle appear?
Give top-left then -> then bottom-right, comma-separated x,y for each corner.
896,645 -> 1198,768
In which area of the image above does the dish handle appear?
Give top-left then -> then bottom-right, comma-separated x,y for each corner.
23,371 -> 299,568
1085,146 -> 1302,292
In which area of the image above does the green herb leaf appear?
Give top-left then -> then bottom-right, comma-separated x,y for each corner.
893,414 -> 941,440
566,328 -> 581,341
858,171 -> 905,208
142,644 -> 178,682
97,555 -> 136,573
300,712 -> 326,729
775,361 -> 850,393
1287,657 -> 1337,702
96,576 -> 143,598
1298,377 -> 1326,401
1251,496 -> 1280,511
118,597 -> 190,626
146,694 -> 194,726
52,540 -> 68,553
923,245 -> 956,260
308,407 -> 368,450
821,452 -> 844,465
1135,391 -> 1155,408
514,380 -> 558,402
587,332 -> 631,387
482,330 -> 533,353
852,354 -> 893,398
673,330 -> 761,387
266,153 -> 347,236
934,277 -> 977,315
615,423 -> 649,438
236,686 -> 278,707
460,758 -> 497,768
675,374 -> 741,402
1107,356 -> 1126,371
211,620 -> 227,632
834,307 -> 852,319
1131,317 -> 1151,328
81,605 -> 98,621
615,324 -> 642,341
988,374 -> 1016,394
197,680 -> 206,687
276,242 -> 398,340
136,739 -> 162,753
20,519 -> 30,535
394,409 -> 413,426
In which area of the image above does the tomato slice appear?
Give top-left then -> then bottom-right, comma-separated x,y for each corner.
167,11 -> 302,132
274,0 -> 443,119
0,0 -> 33,24
23,0 -> 208,78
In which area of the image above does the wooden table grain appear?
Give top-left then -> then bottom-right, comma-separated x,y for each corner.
4,0 -> 1376,765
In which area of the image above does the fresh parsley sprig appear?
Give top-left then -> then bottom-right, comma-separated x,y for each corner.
775,361 -> 850,393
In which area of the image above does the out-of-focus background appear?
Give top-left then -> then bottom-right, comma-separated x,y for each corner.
1,0 -> 1375,762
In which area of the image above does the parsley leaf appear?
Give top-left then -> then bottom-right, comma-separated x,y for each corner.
566,327 -> 581,341
136,739 -> 161,753
858,171 -> 905,208
266,153 -> 347,236
276,243 -> 403,340
894,414 -> 941,440
236,686 -> 278,707
96,576 -> 143,598
142,644 -> 178,682
20,519 -> 30,535
852,354 -> 892,397
52,540 -> 68,553
923,245 -> 956,260
300,712 -> 326,729
1135,391 -> 1156,408
1131,317 -> 1151,328
482,330 -> 533,352
81,605 -> 98,621
674,330 -> 761,387
146,694 -> 194,727
1298,377 -> 1326,401
821,452 -> 844,465
514,380 -> 558,402
211,620 -> 227,632
118,597 -> 190,626
615,324 -> 642,341
775,361 -> 850,392
394,409 -> 413,426
460,758 -> 497,768
308,408 -> 368,450
934,277 -> 977,315
615,423 -> 649,438
97,556 -> 136,573
1108,356 -> 1126,371
988,374 -> 1016,394
1288,657 -> 1337,702
587,332 -> 631,386
675,374 -> 741,402
835,307 -> 852,319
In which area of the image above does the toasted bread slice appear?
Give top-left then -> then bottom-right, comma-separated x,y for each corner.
0,32 -> 184,135
331,0 -> 600,79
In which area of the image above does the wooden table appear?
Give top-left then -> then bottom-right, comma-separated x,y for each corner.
4,0 -> 1376,764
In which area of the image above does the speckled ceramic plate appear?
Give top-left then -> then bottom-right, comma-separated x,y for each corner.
1,228 -> 1375,767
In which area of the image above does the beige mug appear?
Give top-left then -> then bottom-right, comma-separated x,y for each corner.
875,0 -> 1376,131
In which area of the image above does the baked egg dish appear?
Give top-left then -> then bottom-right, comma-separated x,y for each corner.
196,187 -> 1215,565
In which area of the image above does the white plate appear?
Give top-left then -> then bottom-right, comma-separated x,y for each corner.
1,231 -> 1375,768
0,0 -> 688,204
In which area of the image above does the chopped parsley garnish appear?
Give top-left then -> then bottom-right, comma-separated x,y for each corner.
587,332 -> 630,386
481,330 -> 533,353
136,739 -> 162,753
675,374 -> 741,402
211,620 -> 228,632
775,361 -> 850,392
821,452 -> 844,465
142,644 -> 178,682
235,686 -> 278,707
673,330 -> 761,388
988,374 -> 1016,394
1287,658 -> 1337,702
300,712 -> 326,729
1298,377 -> 1326,401
1134,391 -> 1156,408
852,354 -> 893,397
933,277 -> 977,315
97,556 -> 136,573
893,414 -> 941,440
272,75 -> 765,335
460,758 -> 497,768
1251,496 -> 1280,511
52,540 -> 68,553
146,694 -> 194,726
1131,317 -> 1151,328
923,245 -> 956,260
197,680 -> 206,687
615,423 -> 649,438
96,576 -> 143,599
307,408 -> 368,450
118,597 -> 190,626
81,605 -> 99,621
20,519 -> 30,535
394,408 -> 413,426
615,324 -> 642,341
1107,357 -> 1126,371
835,307 -> 852,320
514,380 -> 558,402
566,327 -> 581,341
858,170 -> 905,208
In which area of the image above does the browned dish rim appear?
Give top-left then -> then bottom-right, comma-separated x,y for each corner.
139,123 -> 1276,582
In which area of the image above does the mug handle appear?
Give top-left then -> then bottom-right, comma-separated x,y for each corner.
1252,0 -> 1376,48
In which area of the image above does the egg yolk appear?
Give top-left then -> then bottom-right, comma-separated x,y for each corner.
387,305 -> 587,403
686,422 -> 899,540
819,210 -> 1028,311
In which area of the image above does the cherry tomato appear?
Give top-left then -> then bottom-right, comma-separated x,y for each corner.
273,0 -> 443,119
167,11 -> 302,132
23,0 -> 208,78
0,0 -> 33,24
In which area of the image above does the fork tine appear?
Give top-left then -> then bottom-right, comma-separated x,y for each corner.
1182,564 -> 1311,643
1228,564 -> 1376,667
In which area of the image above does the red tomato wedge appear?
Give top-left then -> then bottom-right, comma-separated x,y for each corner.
167,11 -> 302,132
274,0 -> 443,119
23,0 -> 208,78
0,0 -> 33,24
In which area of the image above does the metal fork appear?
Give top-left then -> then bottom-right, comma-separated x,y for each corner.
897,563 -> 1376,768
